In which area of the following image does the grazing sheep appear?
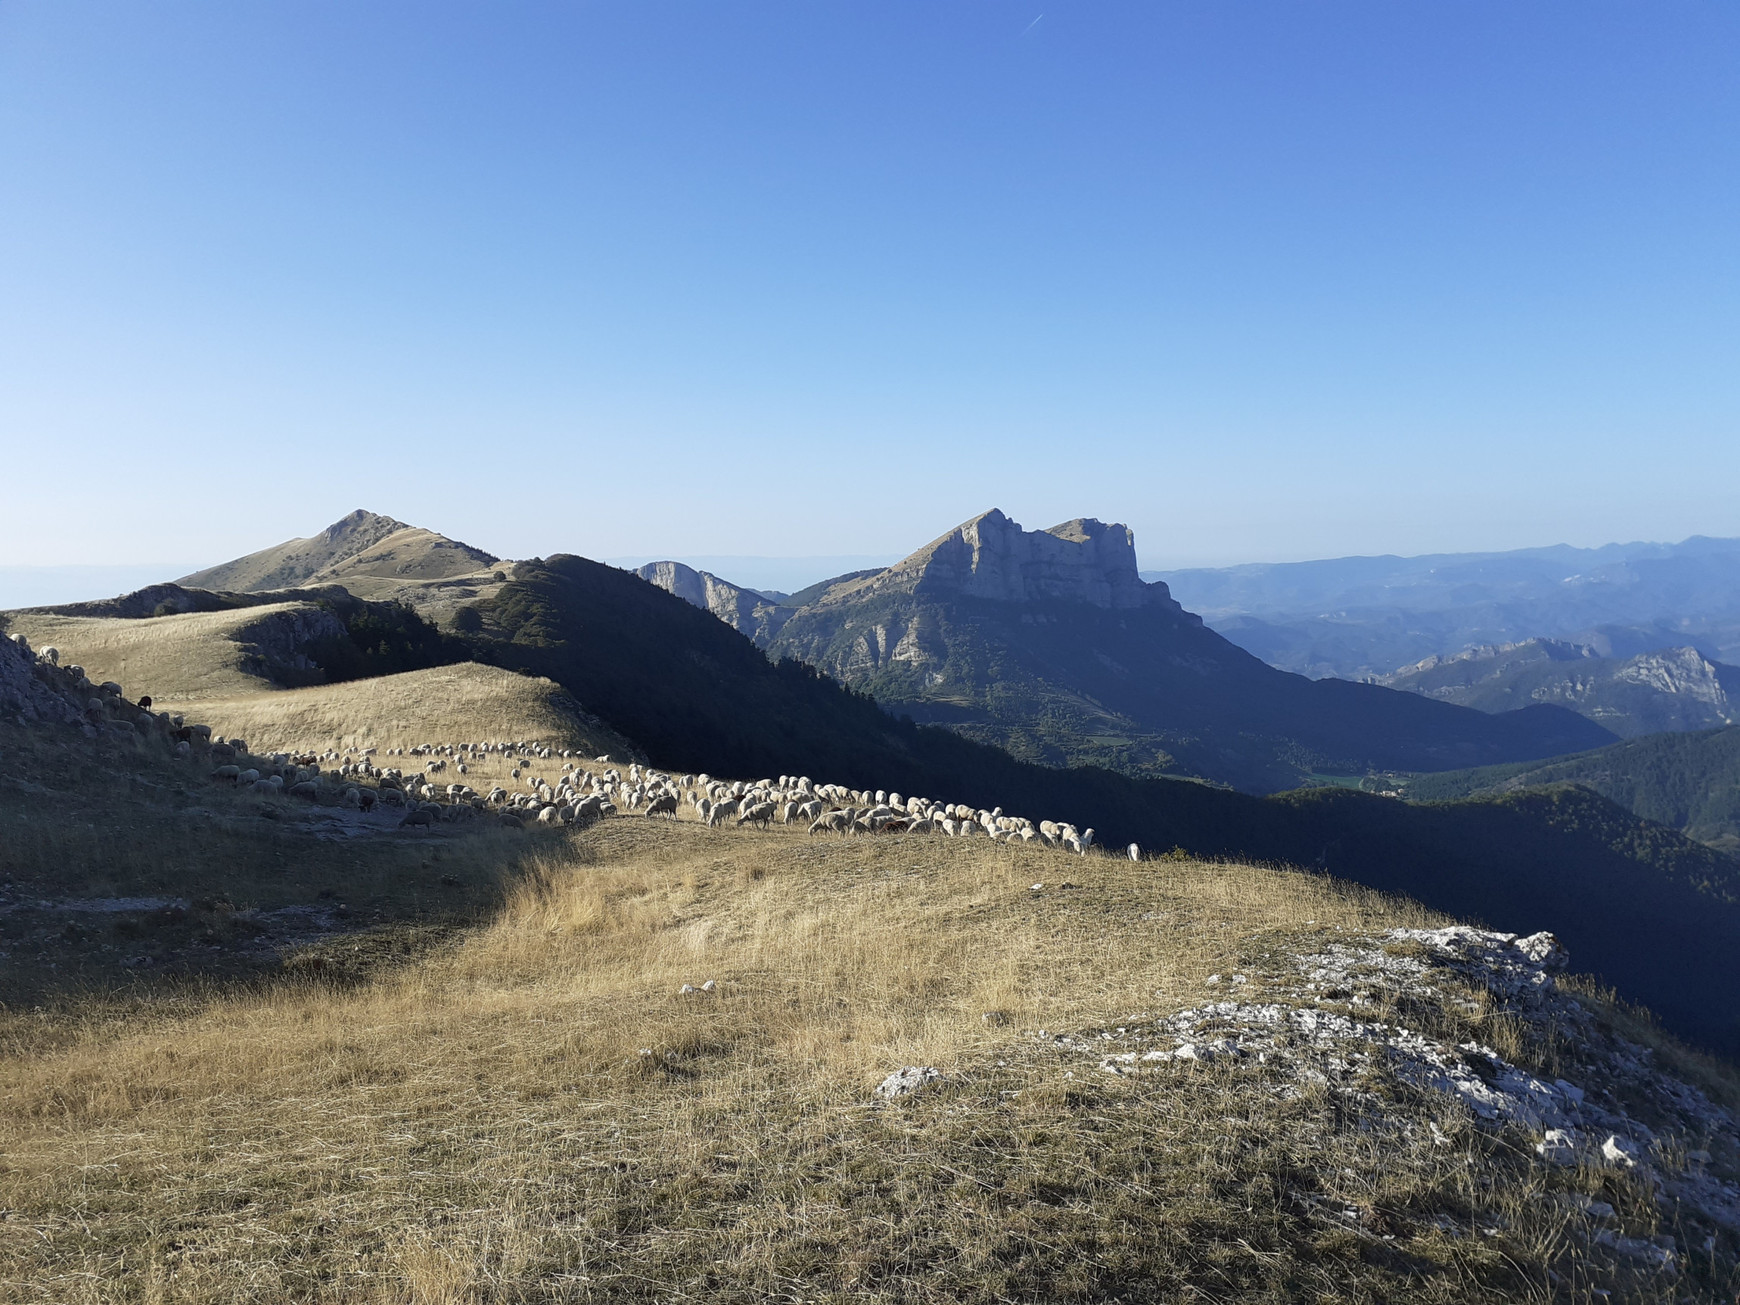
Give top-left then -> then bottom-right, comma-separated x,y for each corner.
645,793 -> 678,818
736,801 -> 775,828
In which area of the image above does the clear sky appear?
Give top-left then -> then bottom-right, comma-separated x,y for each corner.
2,2 -> 1737,577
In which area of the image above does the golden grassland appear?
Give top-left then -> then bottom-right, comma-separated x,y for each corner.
183,663 -> 636,758
3,803 -> 1727,1303
0,599 -> 633,757
1,606 -> 312,703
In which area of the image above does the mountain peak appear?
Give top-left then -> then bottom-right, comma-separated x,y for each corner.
874,509 -> 1164,610
177,510 -> 495,595
322,508 -> 409,543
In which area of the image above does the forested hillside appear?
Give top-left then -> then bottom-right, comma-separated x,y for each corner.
1405,725 -> 1740,854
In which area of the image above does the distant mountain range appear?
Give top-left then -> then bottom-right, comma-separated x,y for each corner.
1148,535 -> 1740,681
1377,640 -> 1740,739
641,509 -> 1614,792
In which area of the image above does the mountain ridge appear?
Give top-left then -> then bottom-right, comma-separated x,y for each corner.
1149,534 -> 1740,679
1378,638 -> 1740,737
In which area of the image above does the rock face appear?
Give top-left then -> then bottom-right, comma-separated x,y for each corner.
1379,639 -> 1739,738
856,510 -> 1175,611
0,633 -> 81,725
753,509 -> 1614,792
634,562 -> 793,643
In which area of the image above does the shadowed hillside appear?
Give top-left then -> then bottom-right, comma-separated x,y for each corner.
1404,725 -> 1740,855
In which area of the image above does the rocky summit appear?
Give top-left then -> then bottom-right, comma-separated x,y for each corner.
741,508 -> 1615,791
835,510 -> 1182,612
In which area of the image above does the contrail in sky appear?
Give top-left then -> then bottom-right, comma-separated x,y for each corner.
1021,14 -> 1044,36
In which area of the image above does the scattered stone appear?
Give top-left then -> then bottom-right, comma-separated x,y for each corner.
1602,1134 -> 1640,1168
1537,1128 -> 1580,1164
875,1066 -> 941,1100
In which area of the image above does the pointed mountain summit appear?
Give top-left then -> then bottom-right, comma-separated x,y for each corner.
179,510 -> 499,597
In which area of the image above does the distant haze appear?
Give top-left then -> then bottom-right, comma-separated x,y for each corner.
0,565 -> 206,612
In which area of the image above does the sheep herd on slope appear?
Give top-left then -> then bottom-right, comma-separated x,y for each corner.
8,632 -> 1134,859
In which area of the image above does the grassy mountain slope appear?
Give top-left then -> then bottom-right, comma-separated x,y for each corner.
1,590 -> 459,702
1404,726 -> 1740,854
178,509 -> 417,592
2,604 -> 339,701
178,508 -> 502,608
471,555 -> 1740,1053
186,662 -> 638,757
6,740 -> 1738,1300
1379,639 -> 1739,738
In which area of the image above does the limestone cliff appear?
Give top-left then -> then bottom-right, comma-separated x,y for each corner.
634,561 -> 793,643
812,510 -> 1190,614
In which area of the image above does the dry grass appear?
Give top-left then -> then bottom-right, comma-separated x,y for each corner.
5,814 -> 1695,1303
1,598 -> 632,756
185,663 -> 635,757
2,606 -> 311,702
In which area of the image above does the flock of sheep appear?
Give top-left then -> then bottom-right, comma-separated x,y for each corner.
10,632 -> 1136,859
321,739 -> 1113,856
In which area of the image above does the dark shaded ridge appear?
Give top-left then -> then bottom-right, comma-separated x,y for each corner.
471,555 -> 1740,1055
1405,724 -> 1740,853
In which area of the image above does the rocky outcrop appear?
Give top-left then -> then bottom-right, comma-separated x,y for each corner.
1062,924 -> 1740,1271
833,510 -> 1184,612
634,561 -> 793,643
0,633 -> 81,725
227,606 -> 352,687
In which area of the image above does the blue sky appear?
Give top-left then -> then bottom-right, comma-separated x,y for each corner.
2,2 -> 1737,580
